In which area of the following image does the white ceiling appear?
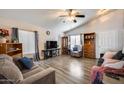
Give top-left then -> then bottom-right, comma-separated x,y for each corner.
0,9 -> 99,32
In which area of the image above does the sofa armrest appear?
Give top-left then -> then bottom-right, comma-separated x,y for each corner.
21,67 -> 55,84
104,67 -> 124,76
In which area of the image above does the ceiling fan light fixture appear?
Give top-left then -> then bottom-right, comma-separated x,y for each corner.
60,9 -> 85,23
97,9 -> 109,15
73,19 -> 77,23
67,16 -> 75,21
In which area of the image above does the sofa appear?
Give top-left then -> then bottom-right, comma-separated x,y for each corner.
0,54 -> 56,84
97,51 -> 124,77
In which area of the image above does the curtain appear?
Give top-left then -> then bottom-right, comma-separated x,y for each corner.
80,34 -> 83,45
34,31 -> 40,61
68,35 -> 71,49
11,28 -> 19,42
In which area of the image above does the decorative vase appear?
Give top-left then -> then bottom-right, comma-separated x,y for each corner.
0,38 -> 7,43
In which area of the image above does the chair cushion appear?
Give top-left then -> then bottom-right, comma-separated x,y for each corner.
0,60 -> 23,83
19,57 -> 33,69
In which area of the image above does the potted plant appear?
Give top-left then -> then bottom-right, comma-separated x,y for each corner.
0,29 -> 9,43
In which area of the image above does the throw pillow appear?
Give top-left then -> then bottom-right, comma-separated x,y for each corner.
112,50 -> 123,60
13,57 -> 25,70
0,60 -> 23,83
73,47 -> 78,51
121,57 -> 124,61
19,57 -> 33,69
102,51 -> 116,59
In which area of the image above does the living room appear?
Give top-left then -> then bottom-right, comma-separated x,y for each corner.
0,9 -> 124,84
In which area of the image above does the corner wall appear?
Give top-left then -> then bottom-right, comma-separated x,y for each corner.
65,10 -> 124,58
0,17 -> 47,59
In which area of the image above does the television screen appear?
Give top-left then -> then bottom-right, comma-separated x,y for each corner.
46,41 -> 57,49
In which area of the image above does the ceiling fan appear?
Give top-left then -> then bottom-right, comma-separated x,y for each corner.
59,9 -> 85,23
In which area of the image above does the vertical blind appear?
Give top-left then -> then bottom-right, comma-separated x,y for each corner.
19,29 -> 35,55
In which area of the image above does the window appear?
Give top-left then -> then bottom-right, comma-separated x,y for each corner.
70,35 -> 81,49
19,29 -> 35,55
75,35 -> 81,45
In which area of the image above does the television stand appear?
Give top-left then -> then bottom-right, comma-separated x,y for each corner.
42,48 -> 60,59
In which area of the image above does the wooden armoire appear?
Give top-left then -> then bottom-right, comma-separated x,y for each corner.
61,36 -> 68,55
83,32 -> 96,58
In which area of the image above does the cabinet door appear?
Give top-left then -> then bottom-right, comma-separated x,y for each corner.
84,33 -> 95,58
0,44 -> 6,54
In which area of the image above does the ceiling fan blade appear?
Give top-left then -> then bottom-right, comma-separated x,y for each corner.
75,15 -> 85,17
59,15 -> 68,17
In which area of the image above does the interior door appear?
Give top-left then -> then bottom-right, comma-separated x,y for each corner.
61,36 -> 68,54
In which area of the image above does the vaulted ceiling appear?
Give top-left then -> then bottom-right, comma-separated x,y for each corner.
0,9 -> 99,32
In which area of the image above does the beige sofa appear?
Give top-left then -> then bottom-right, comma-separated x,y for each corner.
0,54 -> 55,84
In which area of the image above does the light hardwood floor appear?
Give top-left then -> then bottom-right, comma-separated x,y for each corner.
39,55 -> 124,84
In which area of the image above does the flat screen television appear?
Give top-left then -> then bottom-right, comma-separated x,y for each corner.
46,41 -> 57,49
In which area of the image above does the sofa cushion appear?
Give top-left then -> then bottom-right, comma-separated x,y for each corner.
19,57 -> 33,69
102,51 -> 116,59
102,58 -> 120,66
0,60 -> 23,83
0,74 -> 13,84
23,67 -> 44,79
104,61 -> 124,69
112,50 -> 123,60
0,54 -> 13,62
20,67 -> 55,84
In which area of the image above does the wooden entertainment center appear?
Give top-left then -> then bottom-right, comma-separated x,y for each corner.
0,43 -> 23,57
42,48 -> 60,59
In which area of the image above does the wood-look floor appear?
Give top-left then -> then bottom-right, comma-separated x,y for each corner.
39,55 -> 124,84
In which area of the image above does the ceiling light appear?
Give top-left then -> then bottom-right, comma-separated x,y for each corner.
67,16 -> 75,21
97,9 -> 109,15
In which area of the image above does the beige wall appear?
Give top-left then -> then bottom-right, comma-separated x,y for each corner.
0,17 -> 48,59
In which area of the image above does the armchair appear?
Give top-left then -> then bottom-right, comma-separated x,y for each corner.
70,45 -> 82,57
